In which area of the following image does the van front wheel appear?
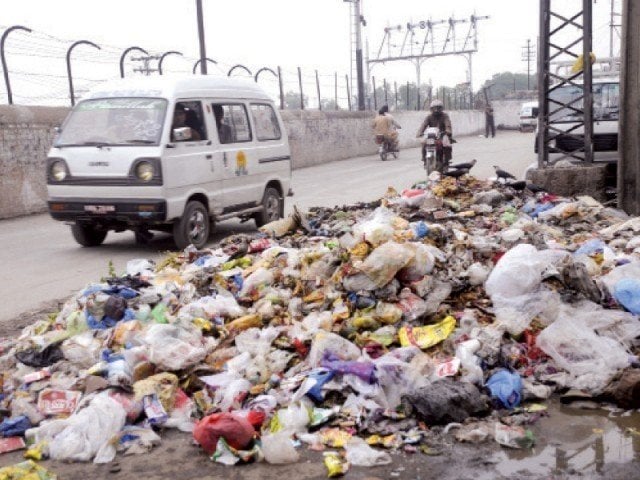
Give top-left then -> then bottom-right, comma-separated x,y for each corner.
71,223 -> 107,247
254,187 -> 283,228
173,201 -> 210,250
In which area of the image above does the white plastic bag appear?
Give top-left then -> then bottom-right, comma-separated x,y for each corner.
345,437 -> 392,466
261,431 -> 300,464
360,242 -> 414,288
27,393 -> 126,463
352,207 -> 397,246
307,331 -> 361,368
142,324 -> 212,371
537,306 -> 630,393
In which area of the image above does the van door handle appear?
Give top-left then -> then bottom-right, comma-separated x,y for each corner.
205,154 -> 212,159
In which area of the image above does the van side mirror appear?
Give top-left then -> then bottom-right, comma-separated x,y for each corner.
172,127 -> 192,141
54,126 -> 61,134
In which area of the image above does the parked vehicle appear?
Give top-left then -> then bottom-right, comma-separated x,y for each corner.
519,101 -> 538,132
47,76 -> 293,249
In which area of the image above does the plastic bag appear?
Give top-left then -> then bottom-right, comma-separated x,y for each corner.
239,268 -> 274,298
142,324 -> 211,371
352,207 -> 397,246
486,369 -> 522,409
345,437 -> 392,466
193,413 -> 255,454
398,316 -> 456,350
308,331 -> 361,368
272,402 -> 310,434
360,242 -> 414,288
397,288 -> 427,321
613,278 -> 640,315
235,327 -> 279,356
398,243 -> 435,282
26,393 -> 127,463
455,339 -> 484,384
536,307 -> 631,393
261,431 -> 300,464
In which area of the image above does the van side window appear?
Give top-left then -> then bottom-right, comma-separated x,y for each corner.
250,104 -> 281,141
212,103 -> 252,144
171,101 -> 207,142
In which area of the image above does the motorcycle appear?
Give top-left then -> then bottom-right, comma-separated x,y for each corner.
375,132 -> 400,161
422,127 -> 452,175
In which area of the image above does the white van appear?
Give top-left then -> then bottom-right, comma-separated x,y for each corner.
519,101 -> 538,132
46,76 -> 292,249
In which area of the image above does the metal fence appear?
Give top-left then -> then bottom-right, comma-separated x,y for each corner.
0,24 -> 473,112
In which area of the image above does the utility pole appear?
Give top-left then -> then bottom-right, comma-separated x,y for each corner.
132,55 -> 160,75
618,0 -> 640,214
521,39 -> 535,90
196,0 -> 207,74
344,0 -> 366,110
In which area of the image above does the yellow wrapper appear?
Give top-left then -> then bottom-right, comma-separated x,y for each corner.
323,453 -> 347,477
320,428 -> 352,448
226,314 -> 262,331
398,316 -> 456,349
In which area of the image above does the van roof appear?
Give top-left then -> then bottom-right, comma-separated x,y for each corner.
521,101 -> 538,108
83,75 -> 273,102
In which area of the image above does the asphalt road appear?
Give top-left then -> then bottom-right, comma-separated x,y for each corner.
0,131 -> 535,324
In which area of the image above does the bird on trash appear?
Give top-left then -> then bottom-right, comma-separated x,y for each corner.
526,183 -> 547,194
505,180 -> 527,191
493,165 -> 517,181
449,159 -> 477,171
443,168 -> 470,184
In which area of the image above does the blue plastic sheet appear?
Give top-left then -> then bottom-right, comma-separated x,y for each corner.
0,415 -> 31,437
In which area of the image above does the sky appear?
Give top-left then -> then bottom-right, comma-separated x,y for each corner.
0,0 -> 622,107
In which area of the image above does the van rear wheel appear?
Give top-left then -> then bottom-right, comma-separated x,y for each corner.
254,187 -> 283,228
71,223 -> 107,247
173,201 -> 210,250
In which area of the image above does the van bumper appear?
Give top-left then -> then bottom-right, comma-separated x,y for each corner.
48,197 -> 167,223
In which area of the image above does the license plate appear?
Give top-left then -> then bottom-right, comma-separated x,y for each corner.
84,205 -> 115,214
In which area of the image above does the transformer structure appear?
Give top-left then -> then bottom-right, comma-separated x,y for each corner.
537,0 -> 594,166
368,14 -> 488,110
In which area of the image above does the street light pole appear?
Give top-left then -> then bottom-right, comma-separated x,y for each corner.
196,0 -> 207,74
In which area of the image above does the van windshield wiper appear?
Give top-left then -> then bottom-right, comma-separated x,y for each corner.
54,141 -> 114,148
123,139 -> 156,144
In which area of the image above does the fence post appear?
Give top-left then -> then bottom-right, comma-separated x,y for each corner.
120,46 -> 147,79
66,40 -> 101,106
345,74 -> 352,111
334,72 -> 338,110
394,81 -> 398,110
406,81 -> 410,109
383,79 -> 388,105
277,66 -> 285,110
1,25 -> 32,105
315,70 -> 321,110
372,76 -> 377,110
298,67 -> 304,110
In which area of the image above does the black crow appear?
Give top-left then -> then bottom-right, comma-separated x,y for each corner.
506,180 -> 527,191
493,165 -> 516,180
449,159 -> 477,171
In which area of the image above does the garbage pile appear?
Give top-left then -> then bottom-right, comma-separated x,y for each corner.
2,173 -> 640,476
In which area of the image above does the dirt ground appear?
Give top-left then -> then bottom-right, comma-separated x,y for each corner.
2,306 -> 640,480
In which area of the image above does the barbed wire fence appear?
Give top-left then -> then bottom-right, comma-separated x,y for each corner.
0,25 -> 473,112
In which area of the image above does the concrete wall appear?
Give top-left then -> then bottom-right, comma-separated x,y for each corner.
0,105 -> 484,219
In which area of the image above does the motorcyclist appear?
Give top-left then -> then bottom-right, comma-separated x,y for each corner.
371,104 -> 401,151
416,99 -> 453,165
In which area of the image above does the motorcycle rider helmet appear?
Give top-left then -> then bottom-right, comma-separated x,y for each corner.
429,99 -> 444,111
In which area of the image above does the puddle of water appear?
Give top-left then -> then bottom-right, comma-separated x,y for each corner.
489,398 -> 640,477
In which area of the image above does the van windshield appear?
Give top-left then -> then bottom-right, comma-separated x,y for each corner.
549,82 -> 619,122
55,98 -> 167,146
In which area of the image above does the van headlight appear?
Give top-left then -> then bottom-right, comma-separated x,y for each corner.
50,160 -> 68,181
135,161 -> 154,182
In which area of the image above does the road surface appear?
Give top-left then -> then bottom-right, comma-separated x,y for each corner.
0,131 -> 535,323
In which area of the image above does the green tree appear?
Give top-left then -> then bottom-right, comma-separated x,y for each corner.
479,72 -> 536,101
284,90 -> 309,110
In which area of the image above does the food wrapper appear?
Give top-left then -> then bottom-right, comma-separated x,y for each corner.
37,389 -> 82,416
398,316 -> 456,349
323,452 -> 348,477
320,428 -> 352,448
